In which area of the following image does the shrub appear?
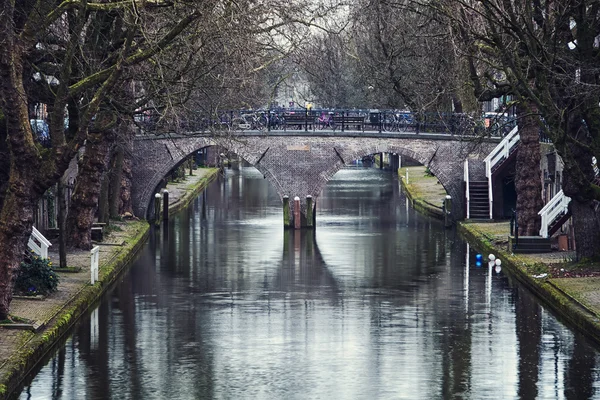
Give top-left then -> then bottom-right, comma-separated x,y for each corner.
14,252 -> 59,296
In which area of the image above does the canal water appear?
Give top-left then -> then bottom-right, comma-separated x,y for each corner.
17,167 -> 600,399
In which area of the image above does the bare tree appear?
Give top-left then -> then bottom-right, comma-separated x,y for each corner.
0,0 -> 202,320
350,0 -> 472,113
439,0 -> 600,259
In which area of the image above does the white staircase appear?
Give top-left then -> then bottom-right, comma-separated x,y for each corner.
538,190 -> 571,238
28,226 -> 52,259
483,126 -> 520,219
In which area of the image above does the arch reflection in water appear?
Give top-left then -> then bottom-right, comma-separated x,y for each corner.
17,166 -> 600,400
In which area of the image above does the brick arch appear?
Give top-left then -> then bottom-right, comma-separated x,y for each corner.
133,134 -> 498,221
133,136 -> 284,218
133,136 -> 213,218
311,143 -> 462,218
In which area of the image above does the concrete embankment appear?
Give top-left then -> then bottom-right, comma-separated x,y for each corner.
0,168 -> 218,399
398,165 -> 600,345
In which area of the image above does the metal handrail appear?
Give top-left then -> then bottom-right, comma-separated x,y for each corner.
538,190 -> 571,238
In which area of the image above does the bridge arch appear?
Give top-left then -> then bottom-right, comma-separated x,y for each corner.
132,134 -> 498,223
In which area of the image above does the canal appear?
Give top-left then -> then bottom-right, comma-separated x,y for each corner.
18,166 -> 600,399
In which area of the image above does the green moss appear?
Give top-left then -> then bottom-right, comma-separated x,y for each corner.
0,171 -> 218,396
168,169 -> 218,216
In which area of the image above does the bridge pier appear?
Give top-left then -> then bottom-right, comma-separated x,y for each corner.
283,195 -> 316,229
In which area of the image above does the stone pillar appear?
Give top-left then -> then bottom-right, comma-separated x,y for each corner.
294,196 -> 301,230
283,195 -> 291,229
306,195 -> 314,228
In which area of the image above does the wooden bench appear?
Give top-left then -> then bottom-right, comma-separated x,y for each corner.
43,222 -> 107,242
332,115 -> 365,132
283,114 -> 314,130
91,222 -> 107,242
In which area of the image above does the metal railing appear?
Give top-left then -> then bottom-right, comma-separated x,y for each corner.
483,125 -> 520,219
28,226 -> 52,259
538,190 -> 571,238
137,109 -> 505,137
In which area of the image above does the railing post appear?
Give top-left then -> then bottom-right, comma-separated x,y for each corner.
90,246 -> 100,285
304,109 -> 308,132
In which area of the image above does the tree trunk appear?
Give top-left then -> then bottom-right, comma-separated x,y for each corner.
109,145 -> 124,218
569,199 -> 600,260
515,102 -> 544,236
0,41 -> 46,319
67,130 -> 113,249
119,138 -> 134,216
0,171 -> 40,319
98,168 -> 111,224
560,132 -> 600,260
57,179 -> 68,268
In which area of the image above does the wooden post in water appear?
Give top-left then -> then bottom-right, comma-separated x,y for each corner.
283,195 -> 291,229
380,153 -> 384,169
294,196 -> 301,230
444,195 -> 452,228
306,195 -> 313,228
162,189 -> 169,221
154,193 -> 162,226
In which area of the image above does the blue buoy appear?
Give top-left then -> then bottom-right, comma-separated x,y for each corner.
476,254 -> 483,260
476,261 -> 482,267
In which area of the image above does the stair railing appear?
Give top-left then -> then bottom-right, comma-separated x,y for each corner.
483,125 -> 520,219
538,189 -> 571,238
28,226 -> 52,259
464,159 -> 470,219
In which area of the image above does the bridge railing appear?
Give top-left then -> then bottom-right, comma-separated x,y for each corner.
136,108 -> 507,137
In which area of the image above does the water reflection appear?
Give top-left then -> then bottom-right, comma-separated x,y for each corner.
17,167 -> 600,400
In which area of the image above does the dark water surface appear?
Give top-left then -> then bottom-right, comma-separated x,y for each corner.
18,167 -> 600,399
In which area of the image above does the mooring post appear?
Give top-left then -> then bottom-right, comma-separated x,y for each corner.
294,196 -> 301,230
162,189 -> 169,221
283,195 -> 291,229
380,153 -> 384,169
306,195 -> 314,228
444,195 -> 452,228
154,193 -> 162,226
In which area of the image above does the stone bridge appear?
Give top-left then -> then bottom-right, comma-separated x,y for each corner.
132,131 -> 499,227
